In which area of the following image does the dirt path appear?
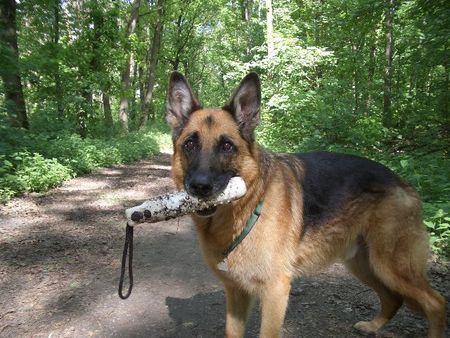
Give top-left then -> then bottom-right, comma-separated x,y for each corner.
0,153 -> 448,338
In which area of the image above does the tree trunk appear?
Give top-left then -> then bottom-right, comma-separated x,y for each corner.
119,0 -> 141,133
265,0 -> 274,58
102,92 -> 113,128
140,0 -> 164,129
90,1 -> 102,72
0,0 -> 29,129
90,0 -> 114,129
352,35 -> 365,114
53,0 -> 64,119
130,56 -> 138,122
168,11 -> 198,72
363,41 -> 377,114
352,42 -> 360,114
75,0 -> 105,137
240,0 -> 253,57
171,14 -> 183,71
138,65 -> 145,112
79,88 -> 92,138
441,54 -> 449,120
383,0 -> 394,127
442,61 -> 450,135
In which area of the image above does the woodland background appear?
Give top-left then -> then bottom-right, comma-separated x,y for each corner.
0,0 -> 449,256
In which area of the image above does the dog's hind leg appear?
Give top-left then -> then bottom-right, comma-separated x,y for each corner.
345,242 -> 403,334
368,234 -> 447,338
364,189 -> 447,338
224,283 -> 255,338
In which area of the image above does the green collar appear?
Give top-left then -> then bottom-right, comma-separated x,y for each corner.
223,201 -> 263,257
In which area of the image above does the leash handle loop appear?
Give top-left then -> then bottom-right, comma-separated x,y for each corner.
118,223 -> 134,299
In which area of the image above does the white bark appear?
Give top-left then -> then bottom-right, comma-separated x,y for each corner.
125,177 -> 247,225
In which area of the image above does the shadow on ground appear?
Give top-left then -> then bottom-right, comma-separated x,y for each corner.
114,267 -> 438,338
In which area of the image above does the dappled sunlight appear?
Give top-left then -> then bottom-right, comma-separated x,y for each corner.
0,215 -> 200,336
59,179 -> 111,192
148,163 -> 172,171
95,168 -> 125,176
0,151 -> 234,336
0,153 -> 175,335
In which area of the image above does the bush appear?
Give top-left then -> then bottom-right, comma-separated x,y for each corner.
0,127 -> 161,202
0,152 -> 73,202
423,203 -> 450,257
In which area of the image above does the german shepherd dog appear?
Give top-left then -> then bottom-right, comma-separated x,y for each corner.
166,72 -> 446,338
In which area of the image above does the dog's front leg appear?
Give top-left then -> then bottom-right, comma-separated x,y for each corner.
224,283 -> 255,338
259,275 -> 292,338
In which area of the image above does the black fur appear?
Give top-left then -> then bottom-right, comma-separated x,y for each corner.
295,152 -> 401,227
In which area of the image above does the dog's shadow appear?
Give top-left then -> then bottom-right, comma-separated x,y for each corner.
165,276 -> 427,338
165,290 -> 260,338
164,278 -> 358,338
163,285 -> 348,338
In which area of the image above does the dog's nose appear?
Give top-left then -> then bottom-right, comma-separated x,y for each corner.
188,172 -> 214,198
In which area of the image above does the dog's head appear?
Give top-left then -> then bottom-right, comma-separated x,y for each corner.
166,72 -> 261,212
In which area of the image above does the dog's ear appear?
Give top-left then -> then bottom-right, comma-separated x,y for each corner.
223,72 -> 261,142
166,72 -> 201,130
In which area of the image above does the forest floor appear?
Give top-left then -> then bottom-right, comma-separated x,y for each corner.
0,152 -> 448,338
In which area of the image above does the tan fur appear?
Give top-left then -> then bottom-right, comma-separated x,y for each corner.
171,109 -> 446,338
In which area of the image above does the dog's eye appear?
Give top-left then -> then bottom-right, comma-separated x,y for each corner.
184,140 -> 195,152
221,142 -> 234,153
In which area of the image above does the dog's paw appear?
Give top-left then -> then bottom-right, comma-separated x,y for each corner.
353,320 -> 382,334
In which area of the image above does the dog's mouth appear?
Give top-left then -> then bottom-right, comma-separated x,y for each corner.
195,206 -> 217,218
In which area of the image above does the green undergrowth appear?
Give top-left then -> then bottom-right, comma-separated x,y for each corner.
383,154 -> 450,259
0,126 -> 165,203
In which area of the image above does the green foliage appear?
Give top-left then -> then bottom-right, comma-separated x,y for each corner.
0,152 -> 73,200
423,204 -> 450,258
385,155 -> 449,203
0,127 -> 160,202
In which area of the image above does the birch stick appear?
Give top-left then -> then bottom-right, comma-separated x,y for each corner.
125,176 -> 247,226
